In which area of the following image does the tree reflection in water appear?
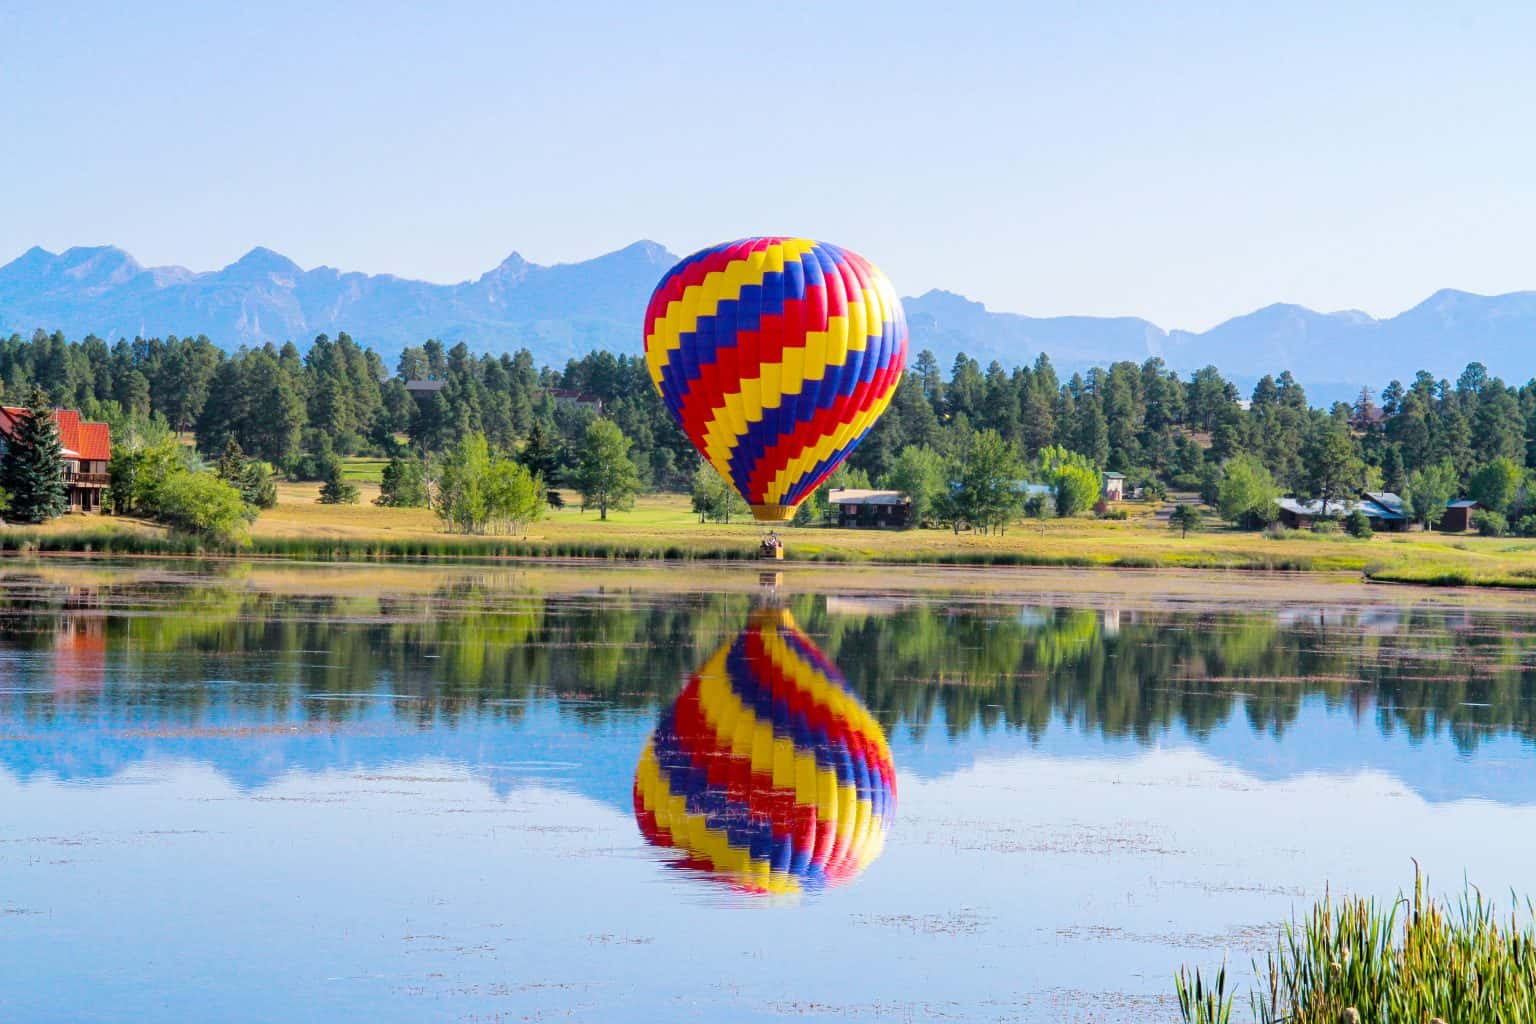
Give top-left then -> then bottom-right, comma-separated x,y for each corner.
1,570 -> 1535,757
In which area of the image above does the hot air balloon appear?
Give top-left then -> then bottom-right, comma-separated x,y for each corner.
644,238 -> 908,523
633,607 -> 897,895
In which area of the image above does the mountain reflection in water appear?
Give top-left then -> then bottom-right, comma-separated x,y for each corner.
634,606 -> 896,894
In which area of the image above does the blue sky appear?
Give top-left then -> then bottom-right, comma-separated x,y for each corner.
3,1 -> 1533,330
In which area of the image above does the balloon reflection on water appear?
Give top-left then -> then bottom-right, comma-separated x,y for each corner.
634,607 -> 897,895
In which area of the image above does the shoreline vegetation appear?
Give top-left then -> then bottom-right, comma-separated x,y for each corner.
5,486 -> 1536,589
7,333 -> 1536,587
1176,869 -> 1536,1023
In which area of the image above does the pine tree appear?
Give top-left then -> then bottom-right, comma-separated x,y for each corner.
317,456 -> 359,505
517,422 -> 563,484
217,437 -> 246,482
0,386 -> 69,523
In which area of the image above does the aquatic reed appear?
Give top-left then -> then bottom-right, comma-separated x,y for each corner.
1176,961 -> 1234,1024
1178,867 -> 1536,1023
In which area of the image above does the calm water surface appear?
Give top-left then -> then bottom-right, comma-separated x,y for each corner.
3,562 -> 1535,1022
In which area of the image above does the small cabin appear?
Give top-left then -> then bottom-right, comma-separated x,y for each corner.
1102,471 -> 1126,502
826,488 -> 911,529
403,379 -> 446,406
1274,494 -> 1408,532
1440,499 -> 1481,533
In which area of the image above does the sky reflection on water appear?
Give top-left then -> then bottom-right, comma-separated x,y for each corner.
3,564 -> 1536,1022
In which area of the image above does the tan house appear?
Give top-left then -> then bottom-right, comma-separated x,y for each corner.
0,406 -> 112,513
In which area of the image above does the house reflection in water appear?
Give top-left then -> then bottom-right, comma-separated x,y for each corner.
52,589 -> 107,695
633,606 -> 897,895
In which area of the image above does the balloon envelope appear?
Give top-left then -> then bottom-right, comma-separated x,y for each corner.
644,238 -> 908,522
633,607 -> 897,894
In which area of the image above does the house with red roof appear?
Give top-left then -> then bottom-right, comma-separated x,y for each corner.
0,406 -> 112,513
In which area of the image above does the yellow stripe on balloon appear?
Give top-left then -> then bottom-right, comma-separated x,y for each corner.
643,239 -> 818,386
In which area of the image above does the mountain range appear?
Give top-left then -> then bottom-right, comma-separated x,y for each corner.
4,242 -> 1534,402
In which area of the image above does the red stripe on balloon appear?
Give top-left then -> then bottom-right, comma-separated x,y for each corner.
633,791 -> 670,847
666,678 -> 811,849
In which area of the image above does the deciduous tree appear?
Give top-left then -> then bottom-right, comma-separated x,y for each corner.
576,419 -> 640,520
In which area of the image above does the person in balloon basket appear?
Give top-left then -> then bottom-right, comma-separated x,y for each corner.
760,532 -> 784,560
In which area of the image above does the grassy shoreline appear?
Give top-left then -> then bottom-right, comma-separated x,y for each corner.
5,486 -> 1536,587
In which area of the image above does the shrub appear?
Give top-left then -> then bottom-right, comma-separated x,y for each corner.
1344,509 -> 1373,539
437,433 -> 545,534
1310,519 -> 1339,535
1516,514 -> 1536,538
1474,509 -> 1508,537
1036,445 -> 1098,518
376,455 -> 428,508
1101,508 -> 1128,521
1217,454 -> 1281,528
157,471 -> 250,545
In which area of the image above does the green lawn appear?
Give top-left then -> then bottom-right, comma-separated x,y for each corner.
339,457 -> 389,484
8,490 -> 1536,588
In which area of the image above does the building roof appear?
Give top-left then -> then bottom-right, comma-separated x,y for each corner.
1364,491 -> 1405,515
403,379 -> 446,394
1275,496 -> 1405,521
828,488 -> 908,506
1102,471 -> 1127,479
548,388 -> 602,405
0,406 -> 109,460
1447,499 -> 1480,509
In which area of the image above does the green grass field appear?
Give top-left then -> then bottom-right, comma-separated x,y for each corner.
7,483 -> 1536,587
338,457 -> 389,484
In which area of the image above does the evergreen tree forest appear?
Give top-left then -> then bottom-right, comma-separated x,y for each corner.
5,327 -> 1536,528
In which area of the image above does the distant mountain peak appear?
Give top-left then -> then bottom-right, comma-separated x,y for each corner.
476,251 -> 532,289
910,288 -> 988,313
617,239 -> 672,260
227,246 -> 302,276
48,245 -> 144,288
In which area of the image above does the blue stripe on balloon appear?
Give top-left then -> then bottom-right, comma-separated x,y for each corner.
651,703 -> 780,860
656,246 -> 825,408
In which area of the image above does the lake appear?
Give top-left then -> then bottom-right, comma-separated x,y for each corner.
3,561 -> 1535,1022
